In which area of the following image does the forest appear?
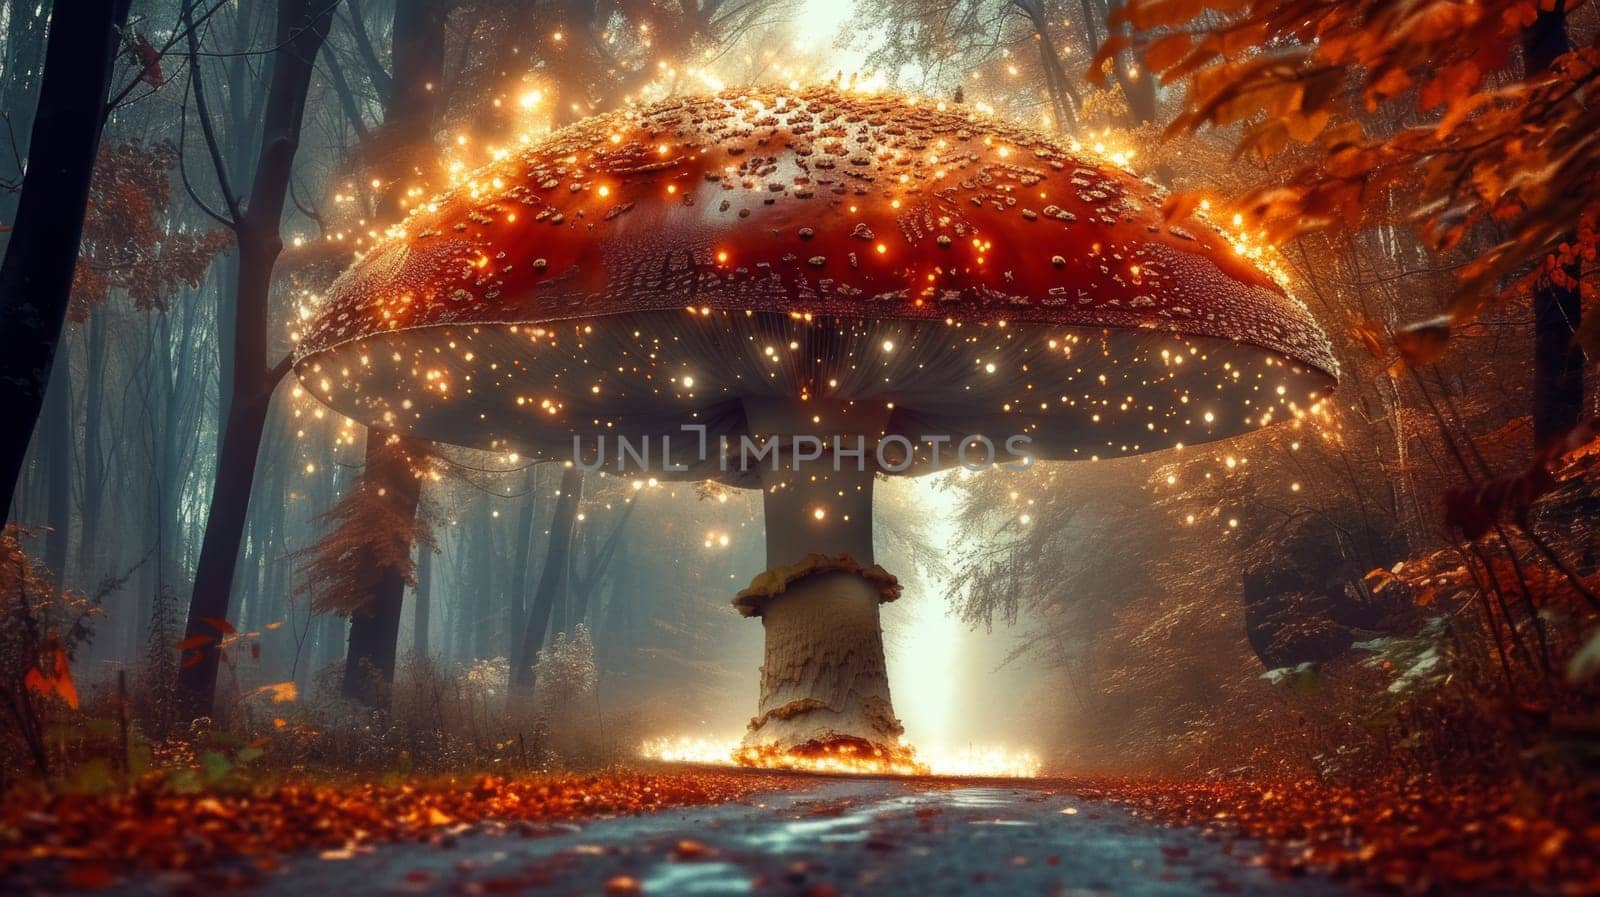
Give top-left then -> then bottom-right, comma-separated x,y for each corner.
0,0 -> 1597,894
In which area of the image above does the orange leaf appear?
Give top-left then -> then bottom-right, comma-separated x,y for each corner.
201,616 -> 236,634
1350,319 -> 1389,359
1161,192 -> 1203,223
24,636 -> 78,709
53,653 -> 78,710
22,667 -> 50,699
1144,33 -> 1192,74
1367,67 -> 1411,105
250,681 -> 299,703
1087,34 -> 1131,85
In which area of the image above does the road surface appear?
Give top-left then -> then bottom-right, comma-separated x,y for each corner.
86,775 -> 1360,897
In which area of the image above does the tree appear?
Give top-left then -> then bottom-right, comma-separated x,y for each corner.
1102,0 -> 1596,447
70,141 -> 232,583
513,467 -> 583,688
854,0 -> 1102,130
297,434 -> 434,705
177,0 -> 337,721
322,0 -> 449,705
1522,3 -> 1584,446
0,0 -> 133,521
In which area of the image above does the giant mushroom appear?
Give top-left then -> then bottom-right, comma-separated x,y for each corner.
293,87 -> 1337,767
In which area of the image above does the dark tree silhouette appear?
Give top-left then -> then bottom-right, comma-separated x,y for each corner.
514,467 -> 584,688
177,0 -> 337,721
332,0 -> 449,706
297,435 -> 431,706
1524,3 -> 1583,448
0,0 -> 132,520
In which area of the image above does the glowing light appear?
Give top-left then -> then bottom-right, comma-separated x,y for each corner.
639,737 -> 1039,778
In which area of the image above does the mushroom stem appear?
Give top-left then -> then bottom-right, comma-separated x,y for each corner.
738,400 -> 904,755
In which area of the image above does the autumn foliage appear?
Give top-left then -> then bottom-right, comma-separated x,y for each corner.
0,527 -> 96,780
70,142 -> 232,320
1101,0 -> 1597,318
296,435 -> 436,617
0,769 -> 802,890
1067,773 -> 1600,895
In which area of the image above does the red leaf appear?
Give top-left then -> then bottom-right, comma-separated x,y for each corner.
127,36 -> 164,88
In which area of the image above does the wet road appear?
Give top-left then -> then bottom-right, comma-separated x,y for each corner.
93,777 -> 1360,897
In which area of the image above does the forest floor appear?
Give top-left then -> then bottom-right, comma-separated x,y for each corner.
6,764 -> 1591,896
6,771 -> 1372,897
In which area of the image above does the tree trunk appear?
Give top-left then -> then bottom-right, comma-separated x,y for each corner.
1524,4 -> 1583,447
471,502 -> 496,658
413,542 -> 432,657
1014,1 -> 1078,130
449,521 -> 471,663
570,503 -> 635,629
79,311 -> 108,570
597,537 -> 633,674
0,0 -> 131,519
336,434 -> 420,698
508,466 -> 538,647
214,0 -> 268,453
42,352 -> 72,585
332,0 -> 447,701
514,467 -> 584,687
385,0 -> 447,147
0,0 -> 51,225
177,0 -> 334,721
341,434 -> 426,706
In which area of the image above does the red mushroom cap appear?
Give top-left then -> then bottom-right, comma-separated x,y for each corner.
294,87 -> 1336,479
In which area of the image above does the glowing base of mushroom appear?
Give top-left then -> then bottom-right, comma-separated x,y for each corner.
640,735 -> 1042,778
735,738 -> 929,775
